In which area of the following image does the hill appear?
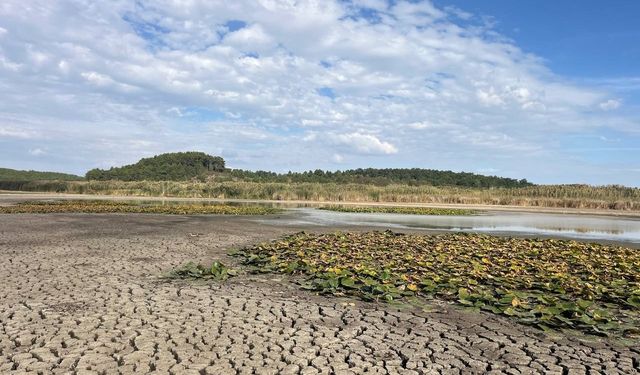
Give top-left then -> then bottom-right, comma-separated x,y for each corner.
0,167 -> 83,181
84,151 -> 531,188
85,152 -> 226,181
229,168 -> 533,188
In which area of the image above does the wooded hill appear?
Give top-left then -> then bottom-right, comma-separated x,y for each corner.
84,152 -> 532,188
0,167 -> 83,181
85,152 -> 225,181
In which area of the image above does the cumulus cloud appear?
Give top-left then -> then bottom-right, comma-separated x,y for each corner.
0,0 -> 638,184
81,72 -> 115,87
476,87 -> 504,107
29,148 -> 45,156
224,24 -> 274,50
599,99 -> 621,111
330,132 -> 398,155
0,126 -> 40,139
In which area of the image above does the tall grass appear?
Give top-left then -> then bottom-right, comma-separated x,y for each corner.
1,180 -> 639,211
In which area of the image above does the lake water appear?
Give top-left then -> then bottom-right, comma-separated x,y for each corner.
2,194 -> 639,245
259,208 -> 640,245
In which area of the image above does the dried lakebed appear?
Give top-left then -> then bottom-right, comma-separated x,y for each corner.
0,213 -> 638,374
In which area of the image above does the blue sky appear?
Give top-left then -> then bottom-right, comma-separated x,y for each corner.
434,1 -> 640,78
0,0 -> 639,186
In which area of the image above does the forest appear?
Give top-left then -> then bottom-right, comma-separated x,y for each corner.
0,168 -> 83,181
83,152 -> 532,188
85,152 -> 225,181
229,168 -> 532,188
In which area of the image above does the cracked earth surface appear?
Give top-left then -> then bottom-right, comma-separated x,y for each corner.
0,214 -> 638,375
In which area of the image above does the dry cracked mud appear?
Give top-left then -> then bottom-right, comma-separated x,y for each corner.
0,213 -> 638,375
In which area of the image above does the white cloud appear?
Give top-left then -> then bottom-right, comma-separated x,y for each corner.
0,0 -> 637,184
0,126 -> 40,139
330,132 -> 398,155
224,24 -> 274,50
599,99 -> 621,111
445,6 -> 473,20
167,107 -> 185,117
29,148 -> 45,156
0,56 -> 21,71
476,87 -> 504,106
81,71 -> 115,87
351,0 -> 389,11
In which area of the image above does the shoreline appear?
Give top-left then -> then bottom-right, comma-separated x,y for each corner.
2,190 -> 640,218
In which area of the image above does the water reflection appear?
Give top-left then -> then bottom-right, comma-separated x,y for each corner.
108,199 -> 640,244
132,199 -> 310,209
262,208 -> 640,244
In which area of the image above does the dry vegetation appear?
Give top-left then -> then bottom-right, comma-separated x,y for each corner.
236,231 -> 640,337
0,200 -> 280,215
1,180 -> 639,211
319,205 -> 475,215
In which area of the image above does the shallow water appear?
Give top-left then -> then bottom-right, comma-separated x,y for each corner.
111,200 -> 640,244
261,208 -> 640,244
5,195 -> 640,244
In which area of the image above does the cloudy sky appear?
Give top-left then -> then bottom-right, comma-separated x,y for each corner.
0,1 -> 639,185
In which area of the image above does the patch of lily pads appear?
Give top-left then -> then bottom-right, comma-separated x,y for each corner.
0,200 -> 280,215
318,205 -> 475,215
168,261 -> 237,281
235,230 -> 640,338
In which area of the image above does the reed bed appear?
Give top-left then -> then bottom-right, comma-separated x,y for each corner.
1,180 -> 639,211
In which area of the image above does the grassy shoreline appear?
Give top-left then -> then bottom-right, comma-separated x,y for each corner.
319,205 -> 476,215
0,180 -> 639,211
236,231 -> 640,338
0,200 -> 280,215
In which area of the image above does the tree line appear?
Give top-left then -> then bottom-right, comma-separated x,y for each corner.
229,168 -> 532,188
82,152 -> 531,188
0,168 -> 83,181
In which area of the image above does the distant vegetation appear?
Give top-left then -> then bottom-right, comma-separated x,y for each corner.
82,151 -> 532,188
0,200 -> 280,215
319,206 -> 475,216
230,168 -> 532,188
0,167 -> 83,181
1,180 -> 638,211
85,152 -> 225,181
2,152 -> 638,211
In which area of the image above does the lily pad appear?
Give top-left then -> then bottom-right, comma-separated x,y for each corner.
234,230 -> 640,337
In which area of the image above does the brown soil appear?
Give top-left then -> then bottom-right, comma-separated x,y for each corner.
1,212 -> 638,375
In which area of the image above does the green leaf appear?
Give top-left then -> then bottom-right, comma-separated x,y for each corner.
340,276 -> 356,288
627,296 -> 640,308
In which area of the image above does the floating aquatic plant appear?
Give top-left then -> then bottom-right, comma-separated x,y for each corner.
168,261 -> 237,281
236,231 -> 640,337
319,205 -> 475,215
